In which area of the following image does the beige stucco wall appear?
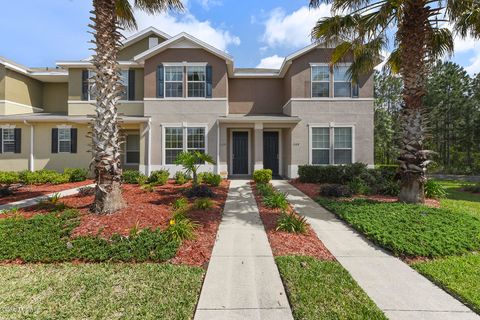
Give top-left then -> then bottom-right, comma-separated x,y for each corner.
118,36 -> 164,61
4,69 -> 43,107
0,65 -> 5,100
228,78 -> 285,114
144,48 -> 228,98
0,123 -> 30,171
43,82 -> 68,113
68,102 -> 144,116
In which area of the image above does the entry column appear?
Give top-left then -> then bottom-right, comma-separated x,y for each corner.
253,122 -> 263,171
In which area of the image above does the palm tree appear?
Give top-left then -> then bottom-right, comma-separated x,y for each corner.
309,0 -> 480,203
90,0 -> 183,214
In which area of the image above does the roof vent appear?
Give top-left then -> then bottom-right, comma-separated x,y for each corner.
148,37 -> 159,48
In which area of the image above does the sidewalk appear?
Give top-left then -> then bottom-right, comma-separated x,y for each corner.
194,180 -> 293,320
272,180 -> 479,320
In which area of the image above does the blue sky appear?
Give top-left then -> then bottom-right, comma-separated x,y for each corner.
1,0 -> 479,74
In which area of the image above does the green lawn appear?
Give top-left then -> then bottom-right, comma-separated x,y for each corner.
434,180 -> 480,219
276,256 -> 386,320
412,254 -> 480,313
0,263 -> 204,320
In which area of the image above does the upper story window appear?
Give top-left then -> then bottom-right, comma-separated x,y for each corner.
2,128 -> 16,153
334,66 -> 352,98
165,66 -> 184,98
187,66 -> 206,98
311,65 -> 330,98
84,70 -> 130,101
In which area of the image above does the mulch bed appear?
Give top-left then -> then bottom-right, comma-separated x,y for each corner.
4,180 -> 230,267
290,179 -> 440,208
0,180 -> 93,205
251,182 -> 334,261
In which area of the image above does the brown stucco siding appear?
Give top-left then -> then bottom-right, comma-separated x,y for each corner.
143,48 -> 228,98
43,83 -> 68,113
5,69 -> 43,107
228,78 -> 284,114
118,36 -> 164,61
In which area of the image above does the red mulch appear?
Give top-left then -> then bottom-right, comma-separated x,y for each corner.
0,180 -> 93,205
7,180 -> 230,267
251,182 -> 335,261
290,179 -> 440,208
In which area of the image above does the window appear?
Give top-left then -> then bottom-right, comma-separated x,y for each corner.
310,126 -> 353,165
334,65 -> 352,97
334,127 -> 352,164
165,66 -> 183,98
311,65 -> 330,97
2,128 -> 15,153
88,70 -> 96,101
119,70 -> 129,100
311,128 -> 330,165
58,128 -> 71,153
125,134 -> 140,164
187,66 -> 206,97
89,70 -> 129,101
187,127 -> 206,153
165,127 -> 183,164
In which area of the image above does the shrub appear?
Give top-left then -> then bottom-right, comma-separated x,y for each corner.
148,170 -> 170,185
172,197 -> 189,210
77,186 -> 95,197
38,193 -> 66,211
122,170 -> 146,184
174,171 -> 190,185
19,170 -> 69,185
276,211 -> 308,234
348,177 -> 371,195
253,169 -> 272,184
257,183 -> 275,197
165,218 -> 197,242
63,168 -> 88,182
141,183 -> 155,192
424,179 -> 447,199
0,171 -> 20,185
185,185 -> 215,198
193,198 -> 214,210
264,191 -> 289,210
319,184 -> 353,198
174,151 -> 216,188
202,172 -> 222,187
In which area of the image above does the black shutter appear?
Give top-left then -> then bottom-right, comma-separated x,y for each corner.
70,128 -> 78,153
81,70 -> 89,101
128,69 -> 135,101
206,65 -> 213,98
352,82 -> 359,98
52,128 -> 58,153
157,64 -> 164,98
0,129 -> 3,154
14,128 -> 21,154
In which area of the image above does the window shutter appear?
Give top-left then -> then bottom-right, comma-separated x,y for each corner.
14,128 -> 21,154
52,128 -> 59,153
0,129 -> 3,154
157,64 -> 164,98
128,69 -> 135,101
206,65 -> 213,98
352,83 -> 359,98
81,70 -> 89,101
70,128 -> 78,153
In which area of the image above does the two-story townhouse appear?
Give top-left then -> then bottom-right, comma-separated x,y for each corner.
0,27 -> 374,178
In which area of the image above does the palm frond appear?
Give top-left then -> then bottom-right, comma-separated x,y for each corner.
427,27 -> 454,59
116,0 -> 137,30
115,0 -> 184,30
447,0 -> 480,39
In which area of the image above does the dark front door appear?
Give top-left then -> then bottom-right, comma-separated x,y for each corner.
263,131 -> 279,176
232,131 -> 249,174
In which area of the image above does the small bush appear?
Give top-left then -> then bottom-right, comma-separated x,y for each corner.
201,172 -> 222,187
319,184 -> 353,198
257,183 -> 275,197
253,169 -> 272,184
77,186 -> 95,197
38,193 -> 66,211
276,211 -> 308,234
0,171 -> 20,185
172,197 -> 189,210
122,170 -> 145,184
424,180 -> 447,199
264,191 -> 289,210
19,170 -> 68,185
174,171 -> 190,185
185,185 -> 215,198
148,170 -> 169,185
63,168 -> 88,182
141,183 -> 155,192
165,218 -> 197,242
193,198 -> 214,210
348,177 -> 371,195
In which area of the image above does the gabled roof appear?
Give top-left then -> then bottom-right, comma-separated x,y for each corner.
121,27 -> 171,49
0,56 -> 67,83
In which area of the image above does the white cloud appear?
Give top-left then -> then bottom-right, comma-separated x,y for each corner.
124,11 -> 240,51
256,55 -> 284,69
198,0 -> 222,10
261,4 -> 331,49
454,36 -> 480,75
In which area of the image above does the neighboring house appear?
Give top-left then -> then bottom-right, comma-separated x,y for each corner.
0,27 -> 374,178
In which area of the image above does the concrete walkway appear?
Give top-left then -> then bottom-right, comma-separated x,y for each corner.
195,180 -> 293,320
272,180 -> 479,320
0,184 -> 94,211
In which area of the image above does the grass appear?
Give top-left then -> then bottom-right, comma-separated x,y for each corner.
317,198 -> 480,257
0,209 -> 179,262
276,256 -> 386,320
434,180 -> 480,219
0,263 -> 204,320
412,254 -> 480,313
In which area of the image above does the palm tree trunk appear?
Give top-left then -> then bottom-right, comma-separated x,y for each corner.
90,0 -> 126,213
397,1 -> 430,203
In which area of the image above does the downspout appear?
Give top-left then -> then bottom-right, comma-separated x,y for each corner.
216,120 -> 220,174
23,120 -> 34,171
140,118 -> 152,176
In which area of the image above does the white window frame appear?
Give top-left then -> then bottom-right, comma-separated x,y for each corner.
88,69 -> 129,101
187,65 -> 207,98
309,123 -> 355,165
333,127 -> 354,164
124,133 -> 140,165
57,127 -> 72,154
162,123 -> 208,165
2,127 -> 16,153
310,127 -> 330,165
333,63 -> 353,98
310,63 -> 330,98
164,65 -> 184,98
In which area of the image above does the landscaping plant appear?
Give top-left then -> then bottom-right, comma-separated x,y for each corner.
201,172 -> 222,187
319,184 -> 353,198
63,168 -> 88,182
122,170 -> 146,184
263,191 -> 289,210
175,151 -> 217,197
148,170 -> 169,185
193,198 -> 214,210
172,197 -> 189,210
174,171 -> 190,185
424,179 -> 447,199
257,183 -> 275,197
166,218 -> 197,242
276,210 -> 308,234
253,169 -> 272,184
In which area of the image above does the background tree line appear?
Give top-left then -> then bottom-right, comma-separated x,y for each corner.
375,61 -> 480,174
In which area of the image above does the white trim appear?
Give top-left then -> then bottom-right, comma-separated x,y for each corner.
263,129 -> 283,176
122,27 -> 171,49
68,100 -> 143,104
216,120 -> 220,175
0,100 -> 44,112
281,97 -> 374,110
124,133 -> 141,165
161,123 -> 209,165
1,127 -> 16,154
0,124 -> 16,129
308,123 -> 356,165
163,62 -> 208,67
333,63 -> 354,98
56,124 -> 72,129
187,65 -> 207,98
229,129 -> 252,175
29,124 -> 34,171
311,64 -> 330,98
56,61 -> 142,68
57,127 -> 72,153
143,97 -> 227,101
164,65 -> 184,98
232,72 -> 280,78
147,119 -> 152,176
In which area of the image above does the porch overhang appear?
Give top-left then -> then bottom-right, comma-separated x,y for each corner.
0,113 -> 150,124
217,114 -> 301,124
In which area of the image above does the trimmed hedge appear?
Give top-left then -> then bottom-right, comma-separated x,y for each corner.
0,169 -> 88,185
253,169 -> 273,184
